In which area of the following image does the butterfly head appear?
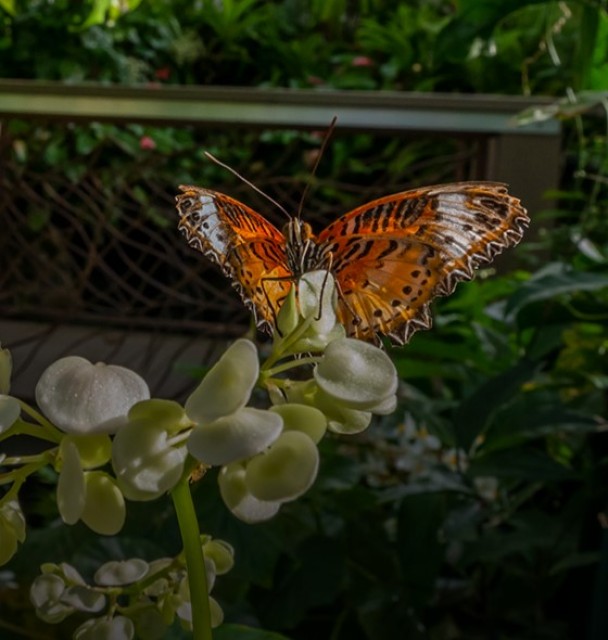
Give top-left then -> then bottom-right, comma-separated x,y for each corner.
284,219 -> 329,277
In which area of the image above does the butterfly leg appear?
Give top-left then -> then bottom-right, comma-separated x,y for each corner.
259,274 -> 295,336
313,253 -> 334,322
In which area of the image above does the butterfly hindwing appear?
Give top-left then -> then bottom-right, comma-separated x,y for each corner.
318,182 -> 529,343
176,186 -> 291,329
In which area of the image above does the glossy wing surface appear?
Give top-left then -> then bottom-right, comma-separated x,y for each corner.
317,182 -> 529,343
176,186 -> 291,329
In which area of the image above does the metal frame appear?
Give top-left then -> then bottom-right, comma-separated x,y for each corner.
0,79 -> 559,134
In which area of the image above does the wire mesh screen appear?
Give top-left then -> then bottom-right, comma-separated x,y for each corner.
0,120 -> 487,339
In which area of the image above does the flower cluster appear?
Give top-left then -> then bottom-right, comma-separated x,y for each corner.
29,536 -> 233,639
0,271 -> 399,637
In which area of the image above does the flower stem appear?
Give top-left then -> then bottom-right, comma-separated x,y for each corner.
171,478 -> 212,640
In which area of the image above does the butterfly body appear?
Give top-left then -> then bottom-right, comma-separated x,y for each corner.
176,182 -> 528,344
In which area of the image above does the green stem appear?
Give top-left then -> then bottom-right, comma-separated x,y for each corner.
17,401 -> 62,442
264,355 -> 321,378
171,478 -> 212,640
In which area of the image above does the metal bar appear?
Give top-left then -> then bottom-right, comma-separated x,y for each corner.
0,79 -> 559,135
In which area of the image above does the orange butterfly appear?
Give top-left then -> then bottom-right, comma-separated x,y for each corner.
176,182 -> 528,344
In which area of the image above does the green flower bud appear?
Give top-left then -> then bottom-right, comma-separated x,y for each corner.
0,499 -> 26,566
275,284 -> 299,337
36,356 -> 150,435
185,339 -> 258,424
0,344 -> 12,394
0,395 -> 20,434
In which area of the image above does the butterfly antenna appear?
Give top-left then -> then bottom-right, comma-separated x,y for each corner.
295,116 -> 338,220
204,151 -> 292,220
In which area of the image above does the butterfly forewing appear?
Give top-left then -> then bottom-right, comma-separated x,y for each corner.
317,183 -> 529,344
176,186 -> 291,329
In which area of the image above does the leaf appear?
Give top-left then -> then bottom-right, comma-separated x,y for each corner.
453,359 -> 539,451
468,448 -> 576,482
215,625 -> 291,640
549,551 -> 600,576
436,0 -> 549,62
397,493 -> 446,607
505,264 -> 608,318
0,0 -> 14,16
252,536 -> 345,628
483,404 -> 600,453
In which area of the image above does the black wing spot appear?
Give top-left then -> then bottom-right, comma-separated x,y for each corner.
402,285 -> 412,295
391,299 -> 401,307
373,309 -> 383,317
411,269 -> 421,279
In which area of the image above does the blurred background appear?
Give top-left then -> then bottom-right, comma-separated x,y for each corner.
0,1 -> 607,639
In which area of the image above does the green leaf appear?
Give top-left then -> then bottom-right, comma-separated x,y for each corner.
215,625 -> 291,640
396,493 -> 446,607
0,0 -> 14,16
469,448 -> 576,482
505,264 -> 608,318
453,359 -> 539,451
549,551 -> 600,576
436,0 -> 549,62
483,404 -> 600,453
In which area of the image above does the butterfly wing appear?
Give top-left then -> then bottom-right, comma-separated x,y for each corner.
176,186 -> 291,330
317,182 -> 529,344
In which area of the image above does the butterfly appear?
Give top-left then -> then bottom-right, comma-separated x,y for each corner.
176,182 -> 529,344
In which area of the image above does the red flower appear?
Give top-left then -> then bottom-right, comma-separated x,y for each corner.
154,66 -> 171,81
351,56 -> 374,68
139,136 -> 156,150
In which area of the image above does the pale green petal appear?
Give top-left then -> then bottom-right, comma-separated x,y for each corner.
63,434 -> 112,469
0,519 -> 19,566
81,472 -> 126,535
209,596 -> 224,628
185,339 -> 258,424
57,440 -> 85,525
94,559 -> 149,586
188,408 -> 282,466
112,420 -> 187,501
74,615 -> 134,640
218,462 -> 281,523
128,399 -> 187,431
270,403 -> 327,443
60,585 -> 106,612
315,388 -> 372,434
245,431 -> 319,502
36,356 -> 150,435
314,338 -> 397,409
202,539 -> 234,575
